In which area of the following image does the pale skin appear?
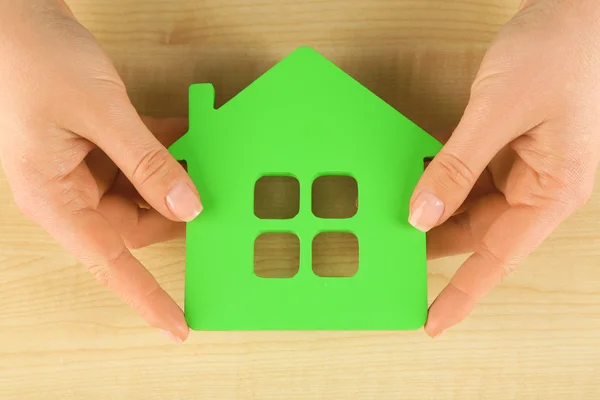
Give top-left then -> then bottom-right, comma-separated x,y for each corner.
0,0 -> 598,342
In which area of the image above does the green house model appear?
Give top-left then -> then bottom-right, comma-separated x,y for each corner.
169,46 -> 441,331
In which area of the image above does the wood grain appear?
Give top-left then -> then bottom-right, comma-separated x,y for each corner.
2,0 -> 600,399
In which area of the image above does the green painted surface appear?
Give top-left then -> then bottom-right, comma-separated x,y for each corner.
170,46 -> 442,330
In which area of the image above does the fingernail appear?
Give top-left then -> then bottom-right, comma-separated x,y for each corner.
161,329 -> 183,343
408,191 -> 444,232
433,329 -> 446,338
166,182 -> 202,222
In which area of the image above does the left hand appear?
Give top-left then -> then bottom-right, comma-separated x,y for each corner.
0,0 -> 200,343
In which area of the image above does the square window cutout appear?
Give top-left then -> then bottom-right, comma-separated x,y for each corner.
254,176 -> 299,219
254,233 -> 300,278
312,175 -> 358,219
312,232 -> 359,277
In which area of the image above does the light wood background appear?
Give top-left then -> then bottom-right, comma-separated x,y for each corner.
1,0 -> 600,399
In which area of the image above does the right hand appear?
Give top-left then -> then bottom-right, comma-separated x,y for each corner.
412,0 -> 600,337
0,0 -> 201,343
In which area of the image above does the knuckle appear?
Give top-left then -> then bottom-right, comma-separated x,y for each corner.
87,246 -> 131,288
9,175 -> 47,222
56,180 -> 91,210
87,263 -> 111,286
106,245 -> 131,267
12,189 -> 38,219
9,166 -> 94,222
86,246 -> 130,286
476,241 -> 515,278
569,183 -> 593,209
15,131 -> 89,182
541,164 -> 594,211
139,285 -> 164,328
123,236 -> 145,251
131,147 -> 172,186
432,153 -> 476,191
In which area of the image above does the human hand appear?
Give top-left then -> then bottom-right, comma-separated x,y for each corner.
0,0 -> 201,342
410,0 -> 600,337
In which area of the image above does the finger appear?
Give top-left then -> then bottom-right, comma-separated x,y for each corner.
424,204 -> 561,338
408,93 -> 524,232
86,99 -> 201,223
110,160 -> 190,209
426,193 -> 509,260
98,194 -> 185,249
85,117 -> 188,199
14,161 -> 189,343
125,208 -> 185,248
64,206 -> 189,342
426,213 -> 474,260
424,159 -> 497,216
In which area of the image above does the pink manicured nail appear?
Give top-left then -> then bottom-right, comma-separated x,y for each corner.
166,182 -> 202,222
161,329 -> 183,343
409,191 -> 444,232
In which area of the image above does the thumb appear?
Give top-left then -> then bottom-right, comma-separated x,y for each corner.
91,100 -> 202,222
409,93 -> 517,232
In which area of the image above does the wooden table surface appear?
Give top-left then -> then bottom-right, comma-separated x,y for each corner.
1,1 -> 600,399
